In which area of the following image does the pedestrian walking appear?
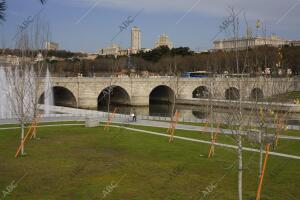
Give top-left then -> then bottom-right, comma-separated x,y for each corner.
133,109 -> 137,122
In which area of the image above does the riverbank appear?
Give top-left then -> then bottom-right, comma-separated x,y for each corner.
176,98 -> 300,112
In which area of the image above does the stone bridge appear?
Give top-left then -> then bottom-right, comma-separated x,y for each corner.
38,77 -> 297,109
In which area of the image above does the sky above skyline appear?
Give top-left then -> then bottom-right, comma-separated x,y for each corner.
0,0 -> 299,53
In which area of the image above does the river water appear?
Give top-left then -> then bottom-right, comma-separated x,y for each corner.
98,102 -> 300,126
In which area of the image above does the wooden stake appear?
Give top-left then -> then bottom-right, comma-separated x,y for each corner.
29,120 -> 37,140
168,111 -> 180,143
204,118 -> 210,133
30,115 -> 41,140
167,114 -> 174,135
104,108 -> 117,131
256,144 -> 270,200
208,118 -> 221,158
15,117 -> 39,158
167,119 -> 173,134
275,118 -> 284,147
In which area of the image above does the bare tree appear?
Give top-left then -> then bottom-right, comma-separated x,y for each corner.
209,8 -> 293,200
229,8 -> 244,200
3,17 -> 50,156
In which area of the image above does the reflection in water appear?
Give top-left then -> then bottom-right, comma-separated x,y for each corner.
98,102 -> 176,117
97,102 -> 300,126
192,111 -> 208,119
286,119 -> 300,126
98,102 -> 208,119
149,102 -> 175,117
98,104 -> 132,115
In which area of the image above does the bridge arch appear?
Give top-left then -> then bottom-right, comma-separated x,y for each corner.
149,85 -> 175,103
192,86 -> 210,98
225,87 -> 240,100
97,85 -> 131,109
250,88 -> 264,100
39,86 -> 77,107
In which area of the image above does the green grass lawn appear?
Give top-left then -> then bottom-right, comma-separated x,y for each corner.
0,123 -> 299,200
120,123 -> 300,156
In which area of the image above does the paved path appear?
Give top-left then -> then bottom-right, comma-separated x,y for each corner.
1,123 -> 299,160
113,118 -> 300,141
1,115 -> 300,141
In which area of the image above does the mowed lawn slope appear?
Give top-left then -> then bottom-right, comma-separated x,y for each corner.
0,124 -> 299,200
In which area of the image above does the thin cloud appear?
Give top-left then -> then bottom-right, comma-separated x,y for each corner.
65,0 -> 299,20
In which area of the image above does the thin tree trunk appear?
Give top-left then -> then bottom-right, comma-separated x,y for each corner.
108,87 -> 111,121
234,10 -> 243,200
259,130 -> 263,178
210,79 -> 214,149
21,122 -> 25,155
238,134 -> 243,200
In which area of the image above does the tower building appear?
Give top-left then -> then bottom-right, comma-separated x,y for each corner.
131,27 -> 141,53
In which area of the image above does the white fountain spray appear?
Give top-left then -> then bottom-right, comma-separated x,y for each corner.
0,67 -> 10,119
44,67 -> 54,116
23,66 -> 35,118
0,66 -> 37,120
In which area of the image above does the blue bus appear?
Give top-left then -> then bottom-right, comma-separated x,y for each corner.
181,71 -> 212,78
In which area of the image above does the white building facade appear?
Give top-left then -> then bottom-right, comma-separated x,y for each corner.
290,40 -> 300,47
45,42 -> 59,51
213,35 -> 289,51
98,44 -> 121,56
155,34 -> 173,49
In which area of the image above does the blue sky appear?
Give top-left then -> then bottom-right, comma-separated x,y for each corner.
0,0 -> 299,53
